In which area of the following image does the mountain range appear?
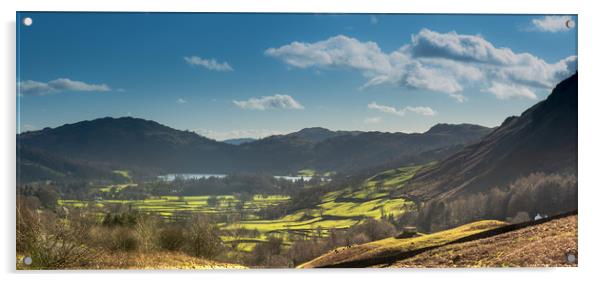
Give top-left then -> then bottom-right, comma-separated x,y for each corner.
17,119 -> 492,181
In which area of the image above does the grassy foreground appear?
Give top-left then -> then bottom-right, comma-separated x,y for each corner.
386,215 -> 578,267
17,252 -> 246,270
298,219 -> 507,268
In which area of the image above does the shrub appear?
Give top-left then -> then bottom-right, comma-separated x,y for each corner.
134,215 -> 161,252
287,239 -> 327,266
509,211 -> 531,224
22,212 -> 97,269
349,233 -> 370,245
415,173 -> 577,232
185,214 -> 223,259
16,196 -> 41,253
249,236 -> 285,266
158,225 -> 186,251
111,227 -> 139,251
347,218 -> 396,241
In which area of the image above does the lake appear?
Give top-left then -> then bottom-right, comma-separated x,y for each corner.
157,173 -> 318,182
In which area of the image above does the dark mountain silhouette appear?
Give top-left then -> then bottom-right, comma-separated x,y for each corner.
222,138 -> 257,145
237,124 -> 491,173
310,124 -> 492,172
18,117 -> 238,173
17,117 -> 492,178
401,73 -> 578,201
283,127 -> 361,143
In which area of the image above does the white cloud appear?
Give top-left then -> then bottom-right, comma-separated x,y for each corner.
363,116 -> 382,124
196,129 -> 287,141
405,106 -> 437,116
266,29 -> 576,101
176,98 -> 187,104
484,82 -> 537,100
265,35 -> 392,71
233,94 -> 304,110
531,16 -> 575,33
368,102 -> 405,117
368,102 -> 436,117
19,78 -> 111,96
184,56 -> 233,72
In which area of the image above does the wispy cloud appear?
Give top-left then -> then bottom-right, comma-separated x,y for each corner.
531,16 -> 575,33
18,78 -> 111,96
184,56 -> 233,72
363,116 -> 382,124
233,94 -> 304,110
266,29 -> 576,101
176,98 -> 188,104
483,82 -> 537,100
368,102 -> 436,117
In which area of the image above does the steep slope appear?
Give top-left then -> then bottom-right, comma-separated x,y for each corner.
385,214 -> 577,268
311,124 -> 492,171
299,212 -> 576,268
402,73 -> 578,201
298,219 -> 507,268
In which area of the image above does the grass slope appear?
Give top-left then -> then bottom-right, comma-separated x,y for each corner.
386,215 -> 577,267
223,164 -> 424,241
298,220 -> 507,268
17,251 -> 246,270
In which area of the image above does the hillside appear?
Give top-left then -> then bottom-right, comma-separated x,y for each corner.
401,73 -> 578,201
310,124 -> 491,172
385,214 -> 577,267
18,117 -> 237,173
239,123 -> 492,173
299,213 -> 577,268
219,164 -> 426,243
17,145 -> 122,183
299,219 -> 507,268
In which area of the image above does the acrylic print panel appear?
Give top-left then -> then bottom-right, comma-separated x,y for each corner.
16,12 -> 577,269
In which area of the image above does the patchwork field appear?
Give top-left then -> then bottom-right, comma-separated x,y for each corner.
58,164 -> 424,253
59,195 -> 290,218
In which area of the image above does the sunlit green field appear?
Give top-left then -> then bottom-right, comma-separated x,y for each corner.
58,164 -> 425,252
59,195 -> 290,218
220,164 -> 425,246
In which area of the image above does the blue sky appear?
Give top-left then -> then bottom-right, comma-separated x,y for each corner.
16,13 -> 577,140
